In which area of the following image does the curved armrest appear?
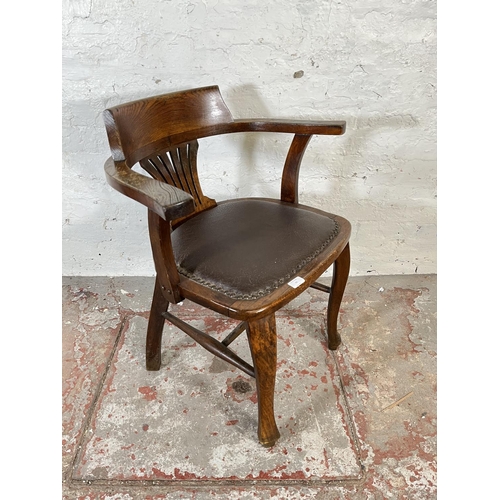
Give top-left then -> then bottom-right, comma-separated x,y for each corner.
104,157 -> 195,221
232,119 -> 346,135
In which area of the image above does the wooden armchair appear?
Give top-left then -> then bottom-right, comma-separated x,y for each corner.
103,86 -> 351,447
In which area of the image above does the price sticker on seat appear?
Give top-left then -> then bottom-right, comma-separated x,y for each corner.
288,277 -> 305,288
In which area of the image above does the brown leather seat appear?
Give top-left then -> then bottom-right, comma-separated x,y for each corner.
103,86 -> 351,447
172,199 -> 341,301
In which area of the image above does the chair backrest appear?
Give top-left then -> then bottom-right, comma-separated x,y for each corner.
103,86 -> 234,164
103,85 -> 234,219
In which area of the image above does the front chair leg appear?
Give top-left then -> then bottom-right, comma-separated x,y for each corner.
246,314 -> 280,447
146,277 -> 169,371
327,242 -> 351,350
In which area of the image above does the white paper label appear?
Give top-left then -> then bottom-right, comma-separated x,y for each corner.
288,277 -> 305,288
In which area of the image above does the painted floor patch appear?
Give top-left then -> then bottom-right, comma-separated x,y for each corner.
72,313 -> 362,484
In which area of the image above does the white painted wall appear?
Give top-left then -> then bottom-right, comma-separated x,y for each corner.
62,0 -> 436,277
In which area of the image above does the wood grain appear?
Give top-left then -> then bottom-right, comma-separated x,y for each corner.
246,314 -> 280,447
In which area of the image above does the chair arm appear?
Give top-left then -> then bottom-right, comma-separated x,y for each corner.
231,119 -> 345,204
104,157 -> 195,221
232,119 -> 346,135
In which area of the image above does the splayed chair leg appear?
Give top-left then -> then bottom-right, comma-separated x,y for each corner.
246,314 -> 280,447
327,243 -> 350,350
146,277 -> 169,371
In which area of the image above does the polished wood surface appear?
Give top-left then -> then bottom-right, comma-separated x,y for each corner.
103,85 -> 351,447
280,134 -> 312,204
104,157 -> 195,221
145,277 -> 170,371
139,140 -> 217,227
327,243 -> 351,350
147,210 -> 183,303
246,314 -> 280,447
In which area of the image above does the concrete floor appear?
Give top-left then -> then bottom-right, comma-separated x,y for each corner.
62,274 -> 436,499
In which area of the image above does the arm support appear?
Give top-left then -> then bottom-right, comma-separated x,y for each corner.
281,134 -> 312,204
104,157 -> 195,221
233,119 -> 346,204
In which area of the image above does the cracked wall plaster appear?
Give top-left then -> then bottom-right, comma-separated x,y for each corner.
62,0 -> 436,277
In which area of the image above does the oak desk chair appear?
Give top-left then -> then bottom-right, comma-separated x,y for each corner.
103,85 -> 351,447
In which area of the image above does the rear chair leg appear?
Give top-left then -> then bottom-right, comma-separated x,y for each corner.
327,243 -> 350,350
146,277 -> 169,371
246,314 -> 280,447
